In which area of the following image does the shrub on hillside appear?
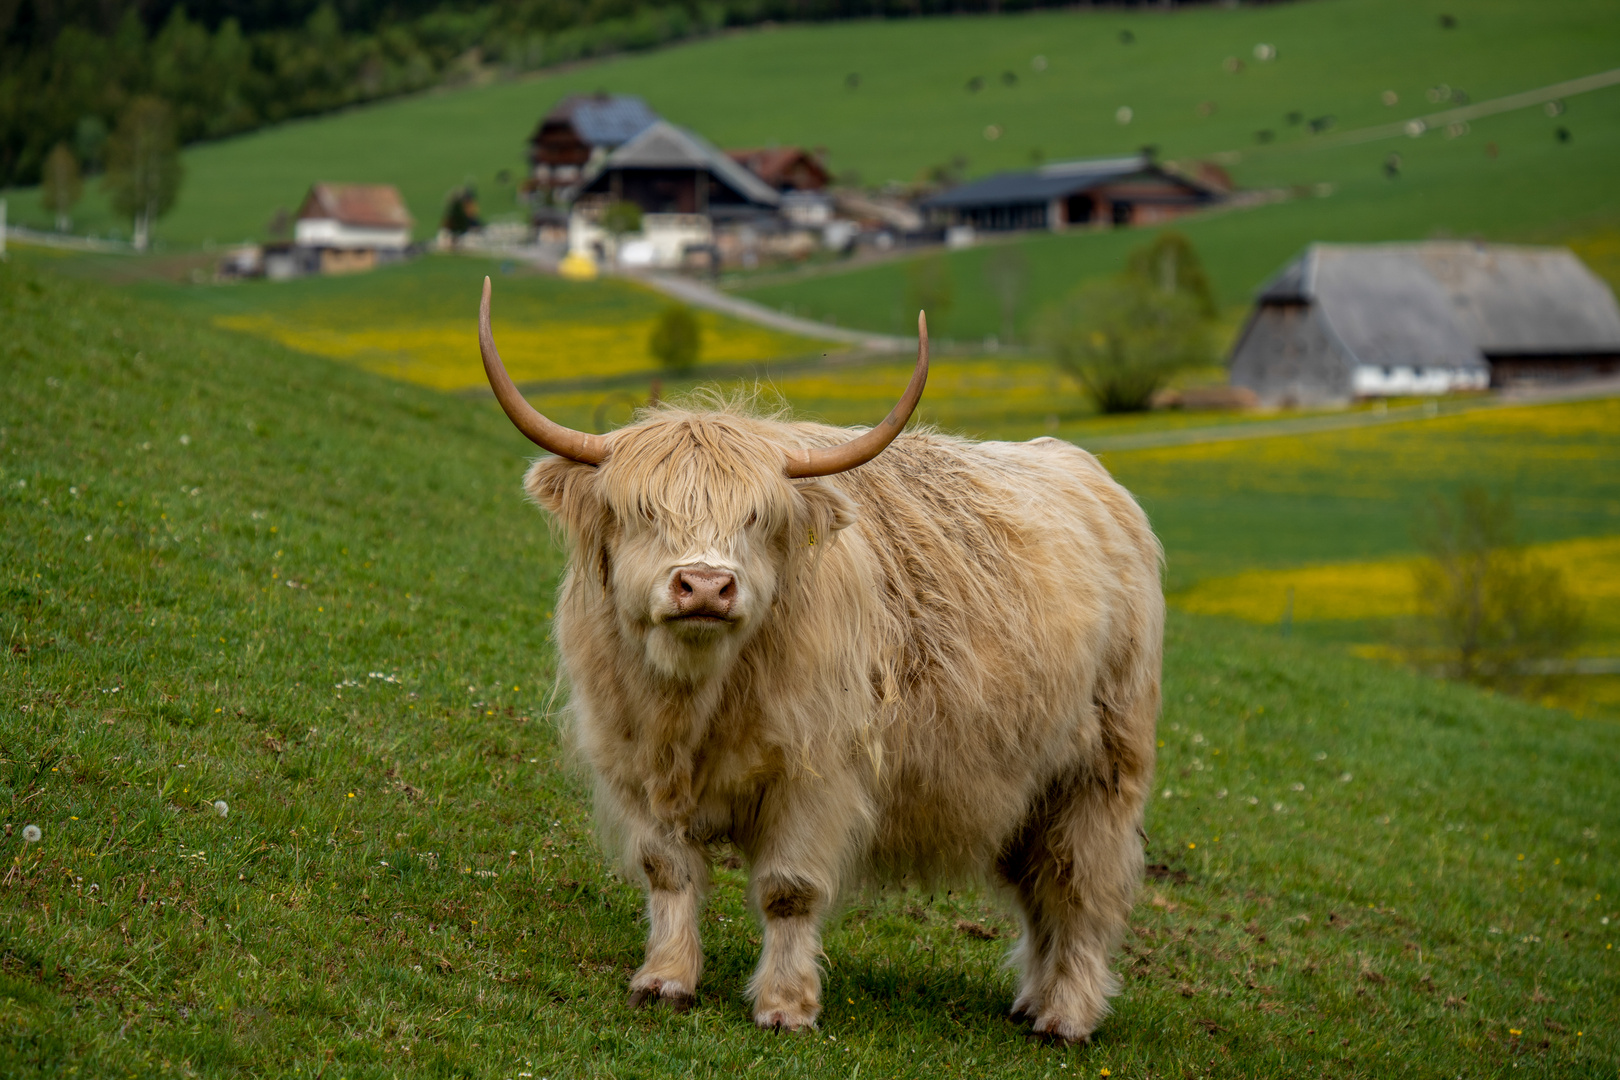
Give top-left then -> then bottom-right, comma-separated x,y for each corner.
1406,487 -> 1585,689
649,304 -> 702,372
1037,275 -> 1213,413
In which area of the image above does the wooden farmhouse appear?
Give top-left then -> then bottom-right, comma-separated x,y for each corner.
292,183 -> 413,274
1229,243 -> 1620,406
919,155 -> 1221,233
726,147 -> 831,192
575,121 -> 780,218
527,94 -> 660,197
728,146 -> 833,227
568,121 -> 781,270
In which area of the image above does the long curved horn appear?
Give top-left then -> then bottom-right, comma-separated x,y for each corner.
480,276 -> 609,464
785,311 -> 928,478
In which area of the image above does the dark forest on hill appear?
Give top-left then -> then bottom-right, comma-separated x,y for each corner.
0,0 -> 1216,187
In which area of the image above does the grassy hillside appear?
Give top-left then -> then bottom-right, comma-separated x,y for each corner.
6,0 -> 1617,260
734,83 -> 1620,340
4,255 -> 1618,1077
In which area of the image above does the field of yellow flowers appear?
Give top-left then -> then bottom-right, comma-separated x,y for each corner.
158,255 -> 821,392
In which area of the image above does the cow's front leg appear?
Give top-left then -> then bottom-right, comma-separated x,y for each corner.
745,780 -> 866,1032
628,841 -> 709,1011
750,872 -> 825,1030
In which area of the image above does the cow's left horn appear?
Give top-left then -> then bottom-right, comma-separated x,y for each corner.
479,277 -> 608,464
785,311 -> 928,478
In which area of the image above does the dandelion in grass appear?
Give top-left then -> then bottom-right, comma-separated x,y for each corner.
22,825 -> 42,843
214,800 -> 229,817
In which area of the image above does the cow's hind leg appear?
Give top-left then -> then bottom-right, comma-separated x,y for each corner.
629,842 -> 710,1010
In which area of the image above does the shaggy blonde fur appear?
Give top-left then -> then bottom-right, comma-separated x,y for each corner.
522,397 -> 1162,1041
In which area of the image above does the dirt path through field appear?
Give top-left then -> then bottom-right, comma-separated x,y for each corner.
633,271 -> 915,352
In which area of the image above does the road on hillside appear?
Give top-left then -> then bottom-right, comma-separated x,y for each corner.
634,272 -> 914,353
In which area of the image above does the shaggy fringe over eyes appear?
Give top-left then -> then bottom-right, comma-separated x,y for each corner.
525,389 -> 860,572
601,405 -> 806,550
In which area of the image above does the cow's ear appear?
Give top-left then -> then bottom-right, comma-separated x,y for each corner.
524,457 -> 603,530
794,479 -> 857,537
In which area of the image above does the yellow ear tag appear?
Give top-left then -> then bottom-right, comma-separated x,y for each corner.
807,528 -> 817,546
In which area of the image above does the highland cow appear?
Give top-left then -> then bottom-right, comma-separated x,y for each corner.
478,278 -> 1163,1041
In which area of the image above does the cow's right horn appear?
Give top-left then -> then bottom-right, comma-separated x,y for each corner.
479,276 -> 609,464
784,310 -> 928,478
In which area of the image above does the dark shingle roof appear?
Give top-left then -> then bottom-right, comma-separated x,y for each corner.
584,121 -> 780,207
920,155 -> 1208,210
546,94 -> 660,148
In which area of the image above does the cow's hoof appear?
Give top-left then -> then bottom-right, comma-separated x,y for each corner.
1009,994 -> 1042,1024
1031,1013 -> 1094,1045
628,979 -> 695,1011
754,1007 -> 817,1032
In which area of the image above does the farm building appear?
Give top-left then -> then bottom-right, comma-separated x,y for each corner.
575,121 -> 780,217
1228,243 -> 1620,406
290,183 -> 413,275
729,146 -> 834,226
919,154 -> 1221,233
727,147 -> 831,192
568,121 -> 782,269
527,93 -> 661,197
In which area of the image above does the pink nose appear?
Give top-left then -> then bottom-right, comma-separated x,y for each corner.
671,568 -> 737,618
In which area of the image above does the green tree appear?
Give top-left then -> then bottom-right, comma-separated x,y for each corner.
600,200 -> 643,239
40,143 -> 83,232
1124,231 -> 1217,318
1037,275 -> 1212,412
649,304 -> 701,372
103,97 -> 184,251
1408,487 -> 1585,689
74,116 -> 108,175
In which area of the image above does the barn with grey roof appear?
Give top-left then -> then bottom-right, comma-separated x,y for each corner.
1228,243 -> 1620,406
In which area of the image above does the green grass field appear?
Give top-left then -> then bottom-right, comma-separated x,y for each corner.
4,243 -> 1619,1077
5,0 -> 1617,280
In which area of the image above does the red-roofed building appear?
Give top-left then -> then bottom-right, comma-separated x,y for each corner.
293,183 -> 413,273
726,147 -> 831,192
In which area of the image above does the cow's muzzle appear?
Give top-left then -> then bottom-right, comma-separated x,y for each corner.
667,566 -> 737,623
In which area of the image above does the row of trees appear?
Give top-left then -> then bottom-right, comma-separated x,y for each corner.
2,0 -> 1140,187
38,97 -> 183,250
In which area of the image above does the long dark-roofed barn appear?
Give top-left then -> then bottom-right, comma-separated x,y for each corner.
920,154 -> 1222,233
1229,243 -> 1620,407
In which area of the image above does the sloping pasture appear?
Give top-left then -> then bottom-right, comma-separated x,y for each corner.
2,260 -> 1616,1077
